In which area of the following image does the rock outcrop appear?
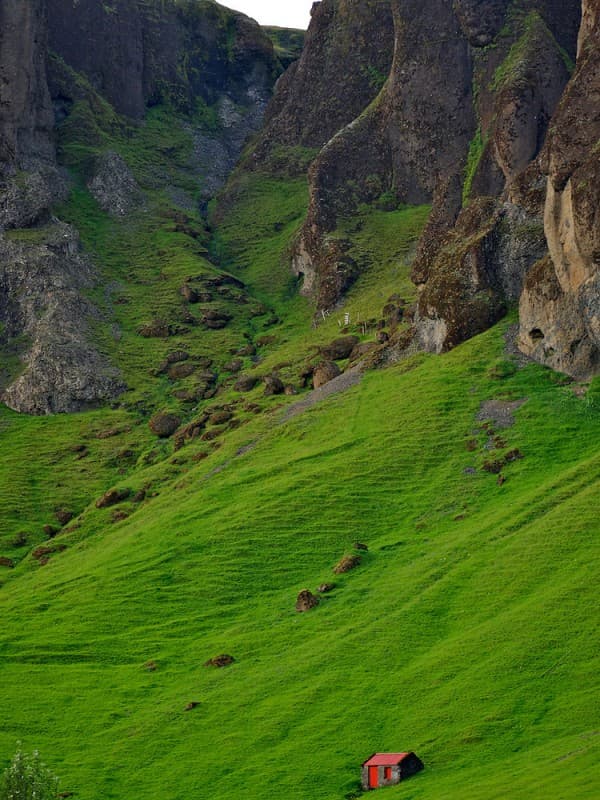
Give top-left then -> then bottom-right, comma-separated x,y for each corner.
45,0 -> 279,120
0,223 -> 124,414
518,0 -> 600,377
0,0 -> 288,414
268,0 -> 579,311
241,0 -> 599,378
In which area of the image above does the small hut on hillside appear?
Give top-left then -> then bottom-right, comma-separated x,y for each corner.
361,752 -> 424,790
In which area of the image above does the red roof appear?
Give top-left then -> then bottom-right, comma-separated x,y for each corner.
362,753 -> 411,767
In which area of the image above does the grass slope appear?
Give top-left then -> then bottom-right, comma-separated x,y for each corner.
1,319 -> 599,800
0,89 -> 599,800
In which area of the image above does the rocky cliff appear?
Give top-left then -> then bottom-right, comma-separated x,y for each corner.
242,0 -> 599,379
0,0 -> 284,414
518,0 -> 600,377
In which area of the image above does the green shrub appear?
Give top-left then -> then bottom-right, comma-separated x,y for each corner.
0,747 -> 59,800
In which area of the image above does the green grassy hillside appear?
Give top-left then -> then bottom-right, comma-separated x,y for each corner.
1,318 -> 599,800
0,98 -> 599,799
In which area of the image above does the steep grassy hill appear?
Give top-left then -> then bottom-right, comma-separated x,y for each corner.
1,131 -> 599,800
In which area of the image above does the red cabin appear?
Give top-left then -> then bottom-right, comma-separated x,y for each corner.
361,752 -> 424,790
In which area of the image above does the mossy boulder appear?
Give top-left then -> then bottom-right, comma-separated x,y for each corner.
149,412 -> 181,438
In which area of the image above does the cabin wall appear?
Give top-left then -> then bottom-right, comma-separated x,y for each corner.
360,764 -> 402,790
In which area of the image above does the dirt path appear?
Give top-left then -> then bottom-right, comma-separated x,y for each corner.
281,365 -> 364,422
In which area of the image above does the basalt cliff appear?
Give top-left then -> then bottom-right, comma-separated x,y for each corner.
0,0 -> 283,413
248,0 -> 599,379
0,0 -> 599,420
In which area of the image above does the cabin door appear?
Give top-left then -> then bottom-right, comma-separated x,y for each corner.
369,766 -> 379,789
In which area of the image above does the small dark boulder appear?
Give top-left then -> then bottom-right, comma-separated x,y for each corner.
201,426 -> 226,441
0,557 -> 15,568
333,554 -> 362,574
180,284 -> 199,303
149,412 -> 181,438
295,589 -> 320,612
204,654 -> 235,668
138,319 -> 172,338
166,350 -> 190,364
353,541 -> 369,551
317,583 -> 336,594
349,342 -> 377,362
299,364 -> 316,387
168,362 -> 196,381
55,508 -> 74,526
313,361 -> 341,389
224,358 -> 243,373
95,487 -> 132,509
184,702 -> 200,711
264,375 -> 285,396
319,335 -> 359,361
237,344 -> 257,357
376,331 -> 390,344
43,524 -> 59,538
234,375 -> 260,392
209,410 -> 233,426
174,416 -> 209,450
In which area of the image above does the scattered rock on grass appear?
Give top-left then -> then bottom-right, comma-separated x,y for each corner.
0,557 -> 15,568
204,654 -> 235,668
224,358 -> 243,373
43,524 -> 59,538
168,362 -> 196,381
184,702 -> 200,711
149,412 -> 181,438
333,554 -> 362,574
319,336 -> 359,361
477,399 -> 527,429
353,541 -> 368,551
317,583 -> 336,594
144,660 -> 157,671
180,284 -> 199,303
174,416 -> 209,450
209,410 -> 233,426
166,350 -> 190,364
313,361 -> 341,389
32,544 -> 67,565
95,487 -> 132,509
55,508 -> 74,526
138,319 -> 173,338
234,375 -> 260,393
295,589 -> 320,612
264,375 -> 285,396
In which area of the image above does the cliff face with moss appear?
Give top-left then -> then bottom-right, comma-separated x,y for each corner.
518,0 -> 600,377
1,0 -> 598,415
0,0 -> 284,414
241,0 -> 599,379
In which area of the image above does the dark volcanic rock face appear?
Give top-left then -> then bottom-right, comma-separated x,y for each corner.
0,224 -> 124,414
253,0 -> 395,161
0,0 -> 285,414
290,0 -> 476,308
453,0 -> 509,46
46,0 -> 279,120
519,0 -> 600,377
0,0 -> 53,167
241,0 -> 596,379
